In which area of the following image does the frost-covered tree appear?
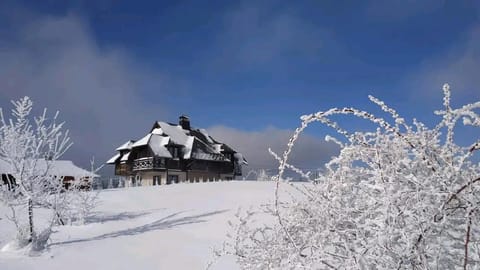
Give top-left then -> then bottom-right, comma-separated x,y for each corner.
256,169 -> 271,181
0,97 -> 71,252
59,157 -> 102,225
222,84 -> 480,269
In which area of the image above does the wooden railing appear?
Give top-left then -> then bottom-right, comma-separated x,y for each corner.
133,157 -> 166,171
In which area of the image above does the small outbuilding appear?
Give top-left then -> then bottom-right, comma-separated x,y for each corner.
0,159 -> 97,190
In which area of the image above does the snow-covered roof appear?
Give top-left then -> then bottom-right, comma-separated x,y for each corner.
115,140 -> 134,151
120,152 -> 131,162
199,129 -> 214,144
106,153 -> 121,164
131,132 -> 172,158
151,127 -> 163,135
131,134 -> 151,148
149,135 -> 172,158
0,159 -> 97,178
150,121 -> 240,161
182,136 -> 194,159
155,122 -> 191,146
48,160 -> 97,177
191,138 -> 226,160
152,122 -> 196,159
108,117 -> 245,164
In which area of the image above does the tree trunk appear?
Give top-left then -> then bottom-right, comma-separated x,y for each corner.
28,198 -> 34,243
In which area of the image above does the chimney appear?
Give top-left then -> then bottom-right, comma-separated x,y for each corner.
179,115 -> 191,130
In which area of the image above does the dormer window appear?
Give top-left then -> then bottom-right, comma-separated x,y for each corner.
168,146 -> 179,159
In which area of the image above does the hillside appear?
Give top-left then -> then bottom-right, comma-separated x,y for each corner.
0,181 -> 279,270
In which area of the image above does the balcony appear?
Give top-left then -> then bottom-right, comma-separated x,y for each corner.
133,157 -> 166,171
115,163 -> 132,176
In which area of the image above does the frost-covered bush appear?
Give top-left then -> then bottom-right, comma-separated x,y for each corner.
58,158 -> 101,225
0,97 -> 72,253
59,187 -> 99,225
226,84 -> 480,269
256,169 -> 272,181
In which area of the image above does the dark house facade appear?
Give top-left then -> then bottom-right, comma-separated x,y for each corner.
107,116 -> 247,186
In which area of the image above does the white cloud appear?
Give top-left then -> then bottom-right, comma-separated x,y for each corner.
0,11 -> 337,176
407,25 -> 480,101
208,125 -> 339,174
0,14 -> 168,168
213,3 -> 324,68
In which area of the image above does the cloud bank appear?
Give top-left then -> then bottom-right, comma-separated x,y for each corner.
0,12 -> 337,176
409,25 -> 480,100
0,14 -> 167,168
208,125 -> 339,176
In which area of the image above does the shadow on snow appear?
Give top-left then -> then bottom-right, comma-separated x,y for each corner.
85,209 -> 165,224
50,209 -> 229,247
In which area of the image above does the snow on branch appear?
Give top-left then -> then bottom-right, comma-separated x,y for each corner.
221,84 -> 480,269
0,96 -> 74,254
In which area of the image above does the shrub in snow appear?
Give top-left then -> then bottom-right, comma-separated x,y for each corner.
242,169 -> 275,181
59,158 -> 101,225
220,84 -> 480,269
0,97 -> 72,253
256,169 -> 273,181
59,186 -> 99,225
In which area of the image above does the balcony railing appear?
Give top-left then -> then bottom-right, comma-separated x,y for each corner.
133,157 -> 166,171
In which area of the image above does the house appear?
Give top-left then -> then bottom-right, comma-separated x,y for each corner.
0,159 -> 97,190
106,115 -> 247,186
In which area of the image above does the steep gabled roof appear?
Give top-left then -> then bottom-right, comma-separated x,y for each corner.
190,138 -> 229,161
149,135 -> 172,158
131,133 -> 172,158
107,117 -> 245,164
106,153 -> 121,164
115,140 -> 135,151
131,134 -> 151,148
152,121 -> 191,146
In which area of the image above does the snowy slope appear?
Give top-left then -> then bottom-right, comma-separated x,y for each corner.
0,181 -> 280,270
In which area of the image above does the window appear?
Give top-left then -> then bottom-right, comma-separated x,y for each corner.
167,175 -> 179,185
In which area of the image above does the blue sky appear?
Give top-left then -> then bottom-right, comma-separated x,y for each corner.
0,0 -> 479,171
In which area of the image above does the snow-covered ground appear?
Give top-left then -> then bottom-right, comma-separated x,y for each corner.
0,181 -> 280,270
